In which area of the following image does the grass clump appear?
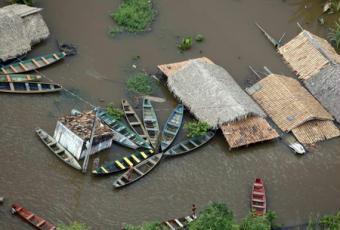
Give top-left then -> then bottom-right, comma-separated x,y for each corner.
329,19 -> 340,48
184,121 -> 210,137
178,36 -> 193,51
110,0 -> 156,36
124,222 -> 167,230
126,72 -> 153,95
195,34 -> 204,42
106,104 -> 124,120
58,222 -> 89,230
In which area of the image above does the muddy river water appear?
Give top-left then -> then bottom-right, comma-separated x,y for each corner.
0,0 -> 339,229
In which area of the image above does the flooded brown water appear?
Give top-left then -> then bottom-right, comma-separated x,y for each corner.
1,0 -> 340,229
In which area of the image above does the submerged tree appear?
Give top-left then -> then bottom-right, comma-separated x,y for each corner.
126,72 -> 153,95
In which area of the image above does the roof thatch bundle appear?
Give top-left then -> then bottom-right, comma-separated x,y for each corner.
158,57 -> 279,148
278,30 -> 340,80
247,74 -> 339,144
304,64 -> 340,123
0,4 -> 49,61
165,59 -> 266,128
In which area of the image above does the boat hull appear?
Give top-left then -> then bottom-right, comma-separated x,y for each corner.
251,178 -> 267,216
0,74 -> 42,82
0,82 -> 62,94
143,98 -> 160,149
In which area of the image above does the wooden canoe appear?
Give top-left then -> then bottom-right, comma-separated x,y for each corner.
113,153 -> 163,188
164,131 -> 215,157
0,52 -> 66,74
121,99 -> 151,143
11,203 -> 56,230
251,178 -> 267,216
160,104 -> 184,152
143,98 -> 160,149
0,74 -> 42,82
162,214 -> 197,230
97,108 -> 152,150
35,128 -> 81,170
0,82 -> 62,94
92,149 -> 156,175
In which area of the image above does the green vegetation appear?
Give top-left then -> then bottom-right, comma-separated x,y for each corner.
8,0 -> 35,5
58,222 -> 89,230
319,211 -> 340,229
184,121 -> 210,137
195,34 -> 204,42
123,202 -> 277,230
125,222 -> 167,230
106,104 -> 124,120
126,72 -> 153,95
329,19 -> 340,48
330,0 -> 340,13
178,37 -> 193,51
110,0 -> 156,36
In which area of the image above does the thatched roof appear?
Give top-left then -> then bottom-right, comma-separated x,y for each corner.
304,64 -> 340,123
0,4 -> 49,61
161,58 -> 266,128
278,30 -> 340,80
247,74 -> 339,144
221,116 -> 279,148
158,57 -> 279,148
59,111 -> 113,141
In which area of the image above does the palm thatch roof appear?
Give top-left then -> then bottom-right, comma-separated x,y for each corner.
247,74 -> 339,144
158,57 -> 279,148
304,64 -> 340,123
0,4 -> 49,62
278,30 -> 340,80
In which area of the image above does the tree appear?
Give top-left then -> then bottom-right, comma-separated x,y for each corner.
124,222 -> 167,230
319,211 -> 340,230
58,222 -> 89,230
240,213 -> 271,230
188,202 -> 239,230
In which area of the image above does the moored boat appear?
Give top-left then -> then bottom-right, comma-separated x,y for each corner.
0,74 -> 42,82
164,131 -> 215,157
162,214 -> 197,230
113,153 -> 163,188
92,149 -> 155,175
143,98 -> 160,149
35,128 -> 81,170
160,104 -> 184,152
11,203 -> 56,230
0,52 -> 66,74
251,178 -> 267,216
0,82 -> 62,94
121,99 -> 151,143
97,108 -> 152,149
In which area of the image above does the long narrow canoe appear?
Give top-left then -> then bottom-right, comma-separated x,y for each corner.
162,214 -> 197,230
92,149 -> 155,175
160,104 -> 184,152
35,128 -> 81,170
251,178 -> 267,216
0,82 -> 62,94
164,131 -> 215,157
121,99 -> 151,142
0,74 -> 42,82
0,52 -> 66,74
97,108 -> 152,150
113,153 -> 163,188
143,98 -> 160,149
11,203 -> 56,230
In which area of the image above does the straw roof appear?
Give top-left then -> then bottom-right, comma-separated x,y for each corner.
59,111 -> 113,141
278,30 -> 340,80
162,58 -> 266,128
247,74 -> 339,144
221,116 -> 279,148
0,4 -> 49,61
304,64 -> 340,123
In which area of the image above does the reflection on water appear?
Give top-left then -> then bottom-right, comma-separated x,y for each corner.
0,0 -> 340,229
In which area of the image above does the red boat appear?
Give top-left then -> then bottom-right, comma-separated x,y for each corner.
11,204 -> 56,230
251,178 -> 267,216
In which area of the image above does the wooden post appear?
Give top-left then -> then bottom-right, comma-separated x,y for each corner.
82,108 -> 97,173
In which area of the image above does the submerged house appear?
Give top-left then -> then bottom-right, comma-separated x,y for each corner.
278,30 -> 340,123
246,74 -> 340,144
158,57 -> 279,148
0,4 -> 49,61
54,111 -> 113,160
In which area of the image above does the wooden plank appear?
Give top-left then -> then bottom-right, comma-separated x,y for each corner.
19,62 -> 29,71
1,67 -> 8,74
53,53 -> 60,60
9,65 -> 18,73
6,75 -> 11,82
41,57 -> 50,65
9,82 -> 14,91
32,59 -> 41,68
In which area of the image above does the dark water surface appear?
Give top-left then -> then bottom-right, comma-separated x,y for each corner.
1,0 -> 339,229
